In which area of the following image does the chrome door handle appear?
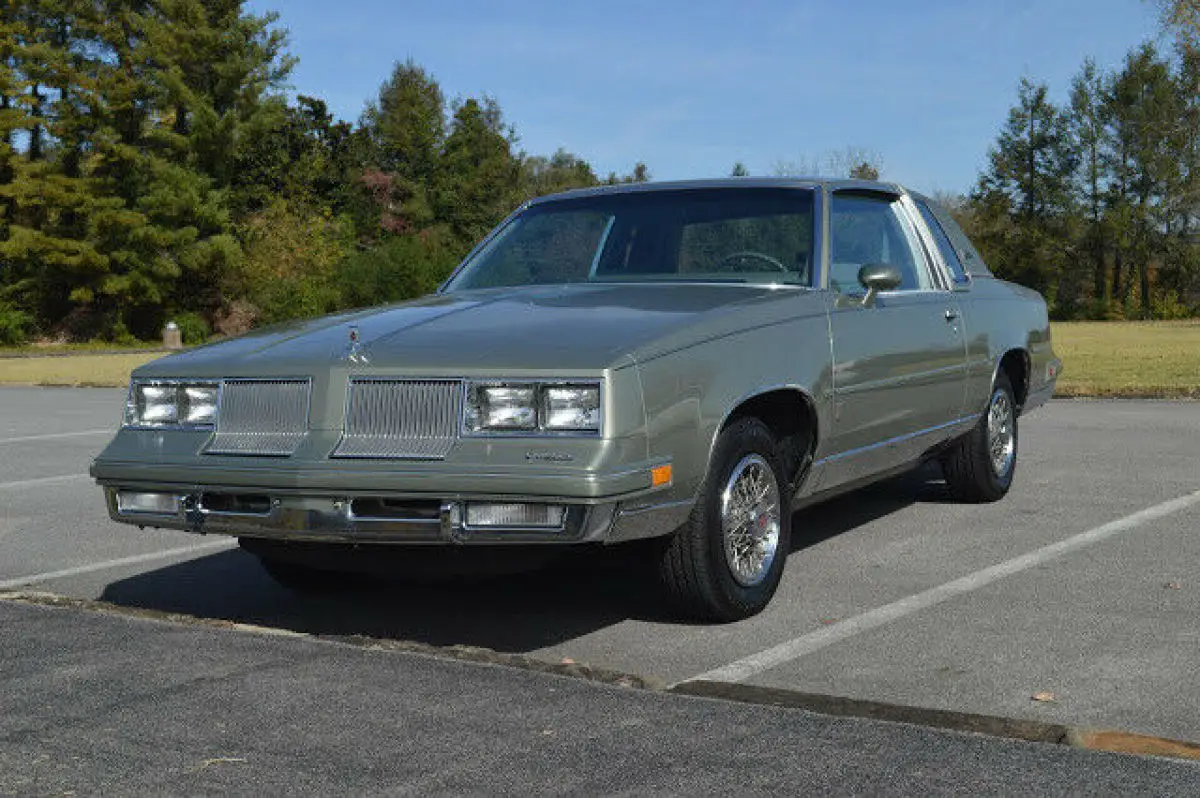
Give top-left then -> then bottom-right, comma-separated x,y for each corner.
944,308 -> 959,322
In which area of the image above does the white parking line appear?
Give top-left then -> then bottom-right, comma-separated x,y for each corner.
686,487 -> 1200,686
0,539 -> 237,591
0,429 -> 112,444
0,474 -> 91,490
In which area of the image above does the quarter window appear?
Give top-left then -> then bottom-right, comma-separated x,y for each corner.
916,201 -> 969,285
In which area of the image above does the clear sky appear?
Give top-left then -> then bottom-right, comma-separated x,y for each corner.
244,0 -> 1169,196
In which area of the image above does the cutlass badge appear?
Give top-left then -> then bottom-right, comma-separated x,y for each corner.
526,450 -> 574,463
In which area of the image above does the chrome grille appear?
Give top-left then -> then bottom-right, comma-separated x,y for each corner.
205,379 -> 311,456
333,379 -> 460,459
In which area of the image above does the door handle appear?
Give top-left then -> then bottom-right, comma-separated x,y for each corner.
944,308 -> 959,322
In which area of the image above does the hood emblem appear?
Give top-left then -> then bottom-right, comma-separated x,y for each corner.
343,325 -> 370,365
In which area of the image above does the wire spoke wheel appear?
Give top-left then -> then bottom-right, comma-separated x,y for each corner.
987,389 -> 1015,479
720,453 -> 781,587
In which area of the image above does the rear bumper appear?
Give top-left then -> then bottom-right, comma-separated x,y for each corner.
1022,357 -> 1062,415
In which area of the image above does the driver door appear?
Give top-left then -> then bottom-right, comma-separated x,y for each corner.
819,190 -> 968,489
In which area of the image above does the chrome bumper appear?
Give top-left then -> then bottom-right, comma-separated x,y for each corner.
101,486 -> 693,546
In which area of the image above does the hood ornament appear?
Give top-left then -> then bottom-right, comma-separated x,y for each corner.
343,324 -> 370,365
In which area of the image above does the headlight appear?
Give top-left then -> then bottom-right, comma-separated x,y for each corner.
125,381 -> 219,428
464,381 -> 601,434
466,385 -> 537,431
543,385 -> 600,431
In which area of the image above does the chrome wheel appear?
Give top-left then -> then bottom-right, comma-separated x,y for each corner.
987,388 -> 1015,479
720,453 -> 781,588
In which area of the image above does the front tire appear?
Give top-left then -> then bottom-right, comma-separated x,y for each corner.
942,371 -> 1018,502
659,417 -> 791,622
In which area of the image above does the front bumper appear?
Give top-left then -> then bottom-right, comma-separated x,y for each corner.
98,483 -> 693,547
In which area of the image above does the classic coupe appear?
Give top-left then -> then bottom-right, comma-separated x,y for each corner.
92,178 -> 1060,621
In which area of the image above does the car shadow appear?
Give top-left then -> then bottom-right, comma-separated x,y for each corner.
99,464 -> 953,653
790,463 -> 950,553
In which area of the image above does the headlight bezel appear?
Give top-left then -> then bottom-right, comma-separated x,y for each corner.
124,378 -> 220,430
462,379 -> 602,436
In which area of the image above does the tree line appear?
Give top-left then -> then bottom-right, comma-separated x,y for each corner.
958,7 -> 1200,319
0,1 -> 645,345
4,2 -> 1198,347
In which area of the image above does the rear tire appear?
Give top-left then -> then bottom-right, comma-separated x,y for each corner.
659,417 -> 791,622
942,371 -> 1018,503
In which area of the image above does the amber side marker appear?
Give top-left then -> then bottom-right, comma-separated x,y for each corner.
671,681 -> 1200,763
651,464 -> 672,487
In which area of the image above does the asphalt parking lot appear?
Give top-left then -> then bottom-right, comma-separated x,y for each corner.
2,386 -> 1199,789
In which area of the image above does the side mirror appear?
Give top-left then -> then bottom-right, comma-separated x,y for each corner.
857,263 -> 902,307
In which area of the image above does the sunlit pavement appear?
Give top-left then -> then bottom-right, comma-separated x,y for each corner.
2,387 -> 1199,790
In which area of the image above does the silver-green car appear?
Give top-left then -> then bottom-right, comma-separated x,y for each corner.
92,178 -> 1060,621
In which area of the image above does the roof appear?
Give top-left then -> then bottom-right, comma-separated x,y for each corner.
530,176 -> 906,205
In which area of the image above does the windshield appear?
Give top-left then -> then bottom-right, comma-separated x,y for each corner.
444,187 -> 815,291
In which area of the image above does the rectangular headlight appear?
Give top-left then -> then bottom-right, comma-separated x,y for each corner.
542,385 -> 601,431
125,381 -> 218,428
182,385 -> 218,425
466,385 -> 537,431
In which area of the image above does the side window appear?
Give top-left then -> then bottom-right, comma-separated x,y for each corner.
829,193 -> 931,293
916,201 -> 969,285
925,200 -> 990,276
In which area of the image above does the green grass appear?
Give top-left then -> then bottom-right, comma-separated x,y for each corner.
0,340 -> 163,357
0,352 -> 165,387
0,322 -> 1196,397
1051,320 -> 1200,399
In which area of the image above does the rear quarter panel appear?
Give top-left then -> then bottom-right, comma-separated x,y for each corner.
960,277 -> 1057,413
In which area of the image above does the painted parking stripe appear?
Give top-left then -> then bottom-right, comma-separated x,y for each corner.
686,487 -> 1200,686
0,474 -> 91,490
0,429 -> 112,444
0,539 -> 237,591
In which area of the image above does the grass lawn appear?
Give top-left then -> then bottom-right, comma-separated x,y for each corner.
1051,320 -> 1199,399
0,352 -> 164,387
0,322 -> 1196,397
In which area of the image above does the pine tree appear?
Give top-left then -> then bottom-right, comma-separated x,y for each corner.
1068,58 -> 1111,312
435,97 -> 522,247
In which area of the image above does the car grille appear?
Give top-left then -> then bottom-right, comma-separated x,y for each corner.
205,379 -> 311,456
332,378 -> 461,459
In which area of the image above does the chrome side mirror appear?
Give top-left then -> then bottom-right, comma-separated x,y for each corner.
857,263 -> 902,307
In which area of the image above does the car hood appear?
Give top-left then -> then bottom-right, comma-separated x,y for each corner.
136,283 -> 816,377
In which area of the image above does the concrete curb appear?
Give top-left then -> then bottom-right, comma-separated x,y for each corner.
670,680 -> 1200,763
5,590 -> 1198,763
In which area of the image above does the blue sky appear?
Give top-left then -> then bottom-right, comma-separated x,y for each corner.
244,0 -> 1168,196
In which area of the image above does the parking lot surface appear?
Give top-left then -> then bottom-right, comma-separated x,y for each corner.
2,387 -> 1198,751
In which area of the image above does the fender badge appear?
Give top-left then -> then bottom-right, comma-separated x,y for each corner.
343,324 -> 370,365
526,450 -> 574,463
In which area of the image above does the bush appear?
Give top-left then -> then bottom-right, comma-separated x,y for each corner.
338,229 -> 463,309
232,200 -> 356,324
172,311 -> 211,345
1151,290 -> 1193,320
0,304 -> 33,346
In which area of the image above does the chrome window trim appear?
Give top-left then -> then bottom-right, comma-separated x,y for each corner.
910,196 -> 972,290
896,193 -> 952,292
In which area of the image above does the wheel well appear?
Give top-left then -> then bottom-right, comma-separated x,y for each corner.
723,389 -> 817,489
998,350 -> 1029,408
